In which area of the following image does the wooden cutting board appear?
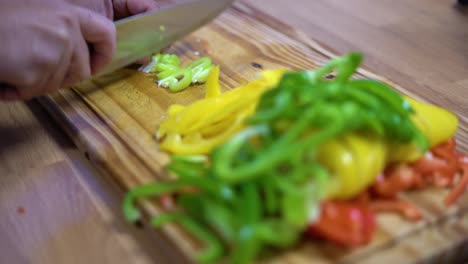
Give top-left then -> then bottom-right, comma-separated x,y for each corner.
39,1 -> 468,263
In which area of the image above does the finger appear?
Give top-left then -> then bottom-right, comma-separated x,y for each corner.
61,35 -> 91,88
76,7 -> 116,75
40,28 -> 75,95
113,0 -> 158,19
152,0 -> 175,7
112,0 -> 131,19
127,0 -> 158,15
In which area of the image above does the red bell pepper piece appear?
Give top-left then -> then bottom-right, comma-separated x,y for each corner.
306,201 -> 376,247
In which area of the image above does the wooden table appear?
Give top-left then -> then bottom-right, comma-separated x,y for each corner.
1,0 -> 467,263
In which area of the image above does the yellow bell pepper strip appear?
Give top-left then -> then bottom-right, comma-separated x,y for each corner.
205,65 -> 221,98
407,97 -> 458,148
157,69 -> 286,155
141,53 -> 215,92
124,53 -> 441,264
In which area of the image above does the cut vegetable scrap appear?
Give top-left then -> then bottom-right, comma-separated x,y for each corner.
140,53 -> 215,92
124,53 -> 465,264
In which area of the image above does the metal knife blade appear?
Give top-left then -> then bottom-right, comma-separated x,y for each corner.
97,0 -> 234,77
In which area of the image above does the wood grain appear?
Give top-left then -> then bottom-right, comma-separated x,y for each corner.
0,101 -> 171,264
37,1 -> 468,263
0,102 -> 64,176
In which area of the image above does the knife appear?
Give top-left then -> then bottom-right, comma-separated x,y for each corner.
96,0 -> 235,77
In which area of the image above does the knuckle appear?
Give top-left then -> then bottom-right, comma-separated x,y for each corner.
32,50 -> 61,72
30,13 -> 77,73
58,10 -> 75,28
55,27 -> 70,44
55,12 -> 76,44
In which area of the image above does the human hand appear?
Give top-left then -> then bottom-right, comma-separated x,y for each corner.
0,2 -> 116,101
65,0 -> 167,65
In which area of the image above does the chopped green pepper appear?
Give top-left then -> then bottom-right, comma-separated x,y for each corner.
143,53 -> 215,92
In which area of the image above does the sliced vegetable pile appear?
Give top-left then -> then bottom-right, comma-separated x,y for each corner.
124,53 -> 467,264
141,53 -> 214,92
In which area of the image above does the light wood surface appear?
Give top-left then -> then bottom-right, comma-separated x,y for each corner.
1,0 -> 468,263
0,101 -> 168,264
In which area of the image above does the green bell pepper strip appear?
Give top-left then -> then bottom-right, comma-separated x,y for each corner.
123,181 -> 186,222
171,154 -> 208,164
187,57 -> 214,83
262,176 -> 279,215
166,162 -> 234,200
231,182 -> 262,264
152,213 -> 224,263
254,220 -> 299,247
199,197 -> 236,241
247,91 -> 292,124
158,68 -> 193,92
350,79 -> 414,115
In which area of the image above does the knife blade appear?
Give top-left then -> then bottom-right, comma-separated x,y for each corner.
97,0 -> 234,77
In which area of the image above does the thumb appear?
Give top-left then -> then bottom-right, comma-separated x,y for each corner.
76,7 -> 116,75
